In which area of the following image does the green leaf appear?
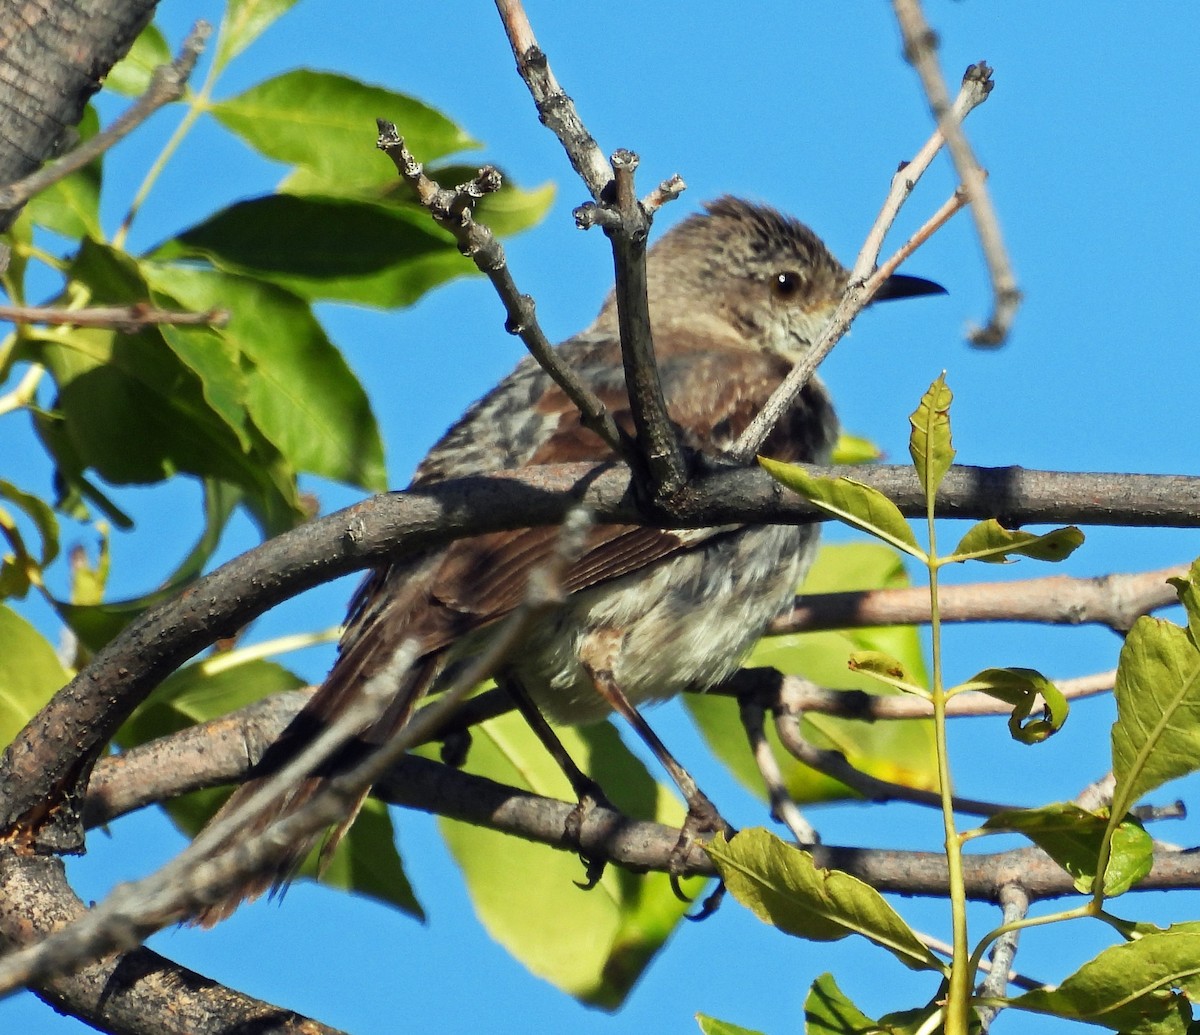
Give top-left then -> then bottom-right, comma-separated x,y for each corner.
1166,557 -> 1200,648
1008,931 -> 1200,1032
688,543 -> 938,806
214,0 -> 302,71
161,193 -> 474,306
758,457 -> 923,559
27,240 -> 306,532
0,478 -> 60,599
25,106 -> 102,240
211,70 -> 475,194
1110,615 -> 1200,820
707,828 -> 944,973
303,798 -> 423,919
949,519 -> 1084,564
981,803 -> 1153,896
435,712 -> 694,1009
953,666 -> 1068,743
143,264 -> 386,491
907,373 -> 954,503
830,431 -> 882,465
804,973 -> 876,1033
0,605 -> 69,750
104,22 -> 172,97
696,1016 -> 765,1035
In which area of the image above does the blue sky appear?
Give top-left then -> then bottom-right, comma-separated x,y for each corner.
5,2 -> 1200,1032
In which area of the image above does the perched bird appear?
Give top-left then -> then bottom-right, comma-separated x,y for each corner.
196,196 -> 942,924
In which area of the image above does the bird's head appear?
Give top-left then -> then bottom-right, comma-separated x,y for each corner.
596,196 -> 942,359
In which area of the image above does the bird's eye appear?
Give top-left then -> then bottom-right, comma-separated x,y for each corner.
772,270 -> 804,299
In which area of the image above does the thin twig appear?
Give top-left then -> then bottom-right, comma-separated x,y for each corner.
492,1 -> 687,500
0,302 -> 228,331
774,564 -> 1185,635
733,668 -> 1116,723
375,122 -> 627,457
977,884 -> 1033,1029
738,696 -> 818,844
641,174 -> 687,216
773,712 -> 1016,816
892,2 -> 1018,346
0,22 -> 211,214
849,66 -> 993,284
492,0 -> 612,199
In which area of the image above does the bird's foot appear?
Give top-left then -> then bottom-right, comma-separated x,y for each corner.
564,778 -> 617,890
667,794 -> 735,919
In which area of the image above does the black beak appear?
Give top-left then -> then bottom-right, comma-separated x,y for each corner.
872,272 -> 946,303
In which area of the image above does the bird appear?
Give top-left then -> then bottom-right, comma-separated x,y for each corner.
194,196 -> 943,924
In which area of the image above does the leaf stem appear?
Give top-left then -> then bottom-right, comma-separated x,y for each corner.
928,513 -> 971,1033
112,28 -> 225,250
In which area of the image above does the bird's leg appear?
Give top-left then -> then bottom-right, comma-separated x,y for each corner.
499,675 -> 613,888
579,630 -> 734,912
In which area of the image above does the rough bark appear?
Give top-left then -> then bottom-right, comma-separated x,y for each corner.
0,0 -> 159,228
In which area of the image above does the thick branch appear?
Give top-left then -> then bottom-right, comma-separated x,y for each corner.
0,22 -> 209,215
80,709 -> 1200,904
4,459 -> 1200,854
0,857 -> 337,1034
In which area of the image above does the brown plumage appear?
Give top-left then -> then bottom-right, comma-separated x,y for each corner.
194,197 -> 942,925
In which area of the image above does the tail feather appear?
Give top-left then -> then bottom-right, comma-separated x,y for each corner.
191,558 -> 448,927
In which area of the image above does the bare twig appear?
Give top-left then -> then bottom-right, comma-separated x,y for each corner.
738,696 -> 818,844
492,1 -> 687,500
772,711 -> 1016,816
892,2 -> 1018,346
590,149 -> 688,498
715,667 -> 1114,723
774,564 -> 1185,635
977,884 -> 1033,1029
375,122 -> 627,457
849,70 -> 994,285
492,0 -> 612,198
0,22 -> 211,214
641,174 -> 687,216
727,64 -> 993,463
0,302 -> 228,331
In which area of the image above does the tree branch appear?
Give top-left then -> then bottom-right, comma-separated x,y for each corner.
892,2 -> 1018,346
80,707 -> 1200,904
493,0 -> 688,500
0,857 -> 338,1034
0,21 -> 210,216
4,459 -> 1200,854
774,564 -> 1185,635
0,301 -> 227,331
374,124 -> 628,457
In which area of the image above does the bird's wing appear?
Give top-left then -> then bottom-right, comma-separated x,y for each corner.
413,337 -> 822,639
